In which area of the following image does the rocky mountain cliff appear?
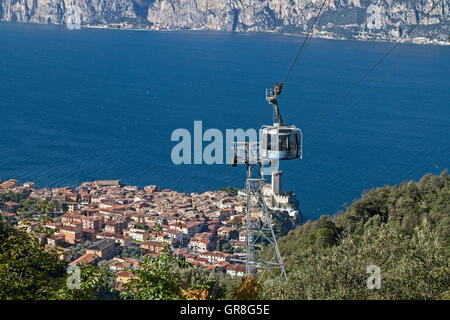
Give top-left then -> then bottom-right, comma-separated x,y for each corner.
0,0 -> 448,44
0,0 -> 139,24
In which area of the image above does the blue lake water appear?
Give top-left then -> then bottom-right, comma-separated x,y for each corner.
0,23 -> 449,219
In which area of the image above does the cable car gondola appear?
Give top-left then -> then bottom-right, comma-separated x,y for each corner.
259,82 -> 303,161
260,123 -> 302,160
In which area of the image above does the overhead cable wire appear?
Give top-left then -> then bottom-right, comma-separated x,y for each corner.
305,65 -> 399,141
254,0 -> 331,130
304,0 -> 443,133
282,0 -> 332,87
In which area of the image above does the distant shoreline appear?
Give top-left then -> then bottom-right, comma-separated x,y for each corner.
81,24 -> 450,46
0,21 -> 447,46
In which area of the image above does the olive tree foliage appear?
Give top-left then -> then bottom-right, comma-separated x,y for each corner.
262,171 -> 450,300
70,240 -> 92,259
175,265 -> 238,300
120,249 -> 237,300
0,223 -> 67,300
16,200 -> 55,223
271,211 -> 300,238
120,245 -> 143,259
0,217 -> 118,300
120,250 -> 201,300
264,220 -> 449,300
52,265 -> 119,300
272,214 -> 341,267
0,215 -> 8,236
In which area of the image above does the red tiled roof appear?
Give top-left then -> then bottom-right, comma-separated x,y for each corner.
115,270 -> 133,278
226,264 -> 246,272
70,254 -> 98,265
60,226 -> 81,233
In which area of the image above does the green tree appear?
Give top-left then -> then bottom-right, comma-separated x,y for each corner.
61,203 -> 69,213
263,215 -> 449,300
263,172 -> 450,300
219,187 -> 239,196
231,217 -> 242,228
0,215 -> 9,236
71,240 -> 92,259
120,250 -> 190,300
53,265 -> 119,300
216,239 -> 223,252
175,265 -> 231,300
121,245 -> 142,259
222,242 -> 233,253
272,211 -> 296,237
19,198 -> 39,214
0,228 -> 67,300
314,228 -> 336,248
36,200 -> 55,222
0,192 -> 28,204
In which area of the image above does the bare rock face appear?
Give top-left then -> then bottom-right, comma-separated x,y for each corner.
0,0 -> 448,44
146,0 -> 449,44
146,0 -> 279,32
0,0 -> 138,25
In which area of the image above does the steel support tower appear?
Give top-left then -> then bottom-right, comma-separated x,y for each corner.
233,143 -> 287,281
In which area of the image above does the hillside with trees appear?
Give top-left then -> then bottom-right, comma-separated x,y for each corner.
262,171 -> 449,299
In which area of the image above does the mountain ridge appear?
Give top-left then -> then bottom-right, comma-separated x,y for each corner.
0,0 -> 448,45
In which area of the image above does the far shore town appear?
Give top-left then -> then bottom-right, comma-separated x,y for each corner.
0,175 -> 299,288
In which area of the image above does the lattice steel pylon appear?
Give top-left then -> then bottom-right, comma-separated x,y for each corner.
232,142 -> 287,282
